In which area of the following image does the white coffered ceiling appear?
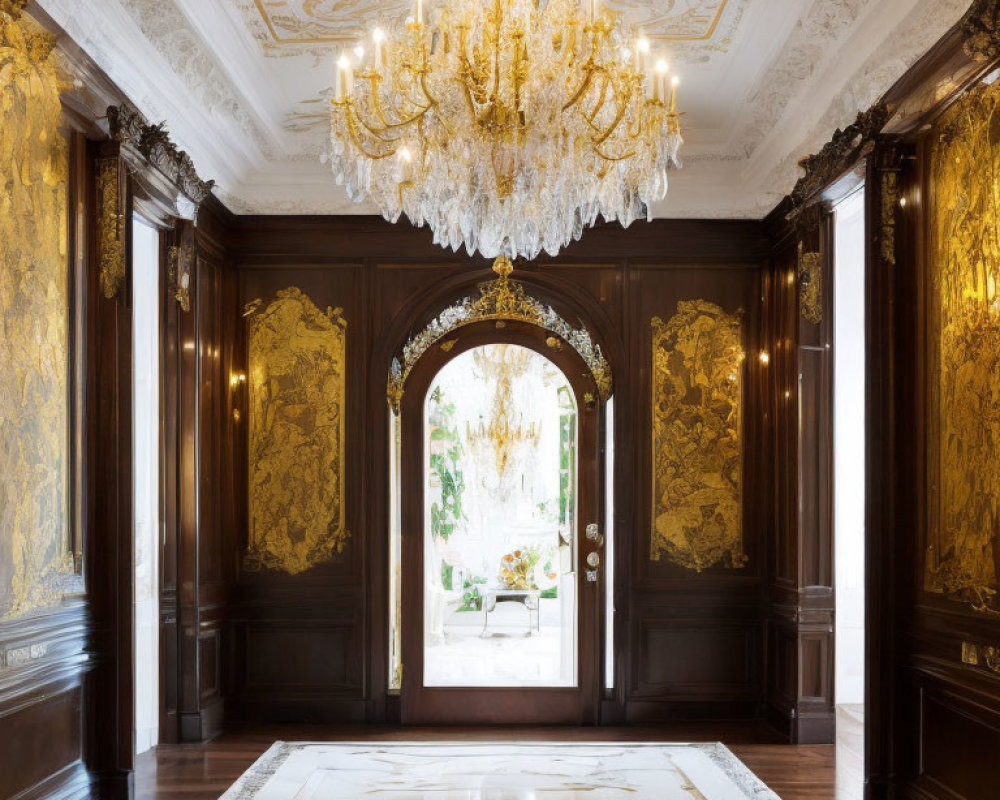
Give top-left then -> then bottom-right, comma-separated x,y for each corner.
39,0 -> 970,218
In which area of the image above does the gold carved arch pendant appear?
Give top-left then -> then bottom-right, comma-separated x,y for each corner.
387,257 -> 613,413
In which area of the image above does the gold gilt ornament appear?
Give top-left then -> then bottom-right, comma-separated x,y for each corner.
328,0 -> 683,260
798,242 -> 822,325
924,81 -> 1000,617
0,0 -> 79,617
387,257 -> 612,411
244,288 -> 350,574
97,156 -> 126,299
650,301 -> 746,571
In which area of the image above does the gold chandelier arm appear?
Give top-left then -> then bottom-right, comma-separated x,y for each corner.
420,69 -> 439,107
594,145 -> 636,162
585,72 -> 610,123
591,95 -> 629,147
368,96 -> 433,132
563,64 -> 596,112
627,95 -> 647,139
342,107 -> 399,160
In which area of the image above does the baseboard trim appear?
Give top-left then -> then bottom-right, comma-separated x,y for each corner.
9,762 -> 90,800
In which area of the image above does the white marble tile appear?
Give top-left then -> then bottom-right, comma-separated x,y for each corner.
221,743 -> 779,800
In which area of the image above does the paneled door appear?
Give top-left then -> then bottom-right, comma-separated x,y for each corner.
399,322 -> 606,724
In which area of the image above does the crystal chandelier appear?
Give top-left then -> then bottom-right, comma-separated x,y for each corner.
466,345 -> 541,479
328,0 -> 683,260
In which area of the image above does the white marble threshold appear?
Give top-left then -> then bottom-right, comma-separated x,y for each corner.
220,741 -> 782,800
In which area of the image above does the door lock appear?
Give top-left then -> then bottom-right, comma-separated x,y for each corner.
586,523 -> 604,546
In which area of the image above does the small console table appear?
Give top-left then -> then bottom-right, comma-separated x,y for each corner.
481,587 -> 540,635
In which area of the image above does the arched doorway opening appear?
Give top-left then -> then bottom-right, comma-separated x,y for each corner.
421,344 -> 579,689
386,263 -> 614,724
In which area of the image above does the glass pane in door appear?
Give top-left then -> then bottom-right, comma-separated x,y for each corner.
423,344 -> 577,687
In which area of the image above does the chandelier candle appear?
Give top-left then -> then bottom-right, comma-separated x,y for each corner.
328,0 -> 683,260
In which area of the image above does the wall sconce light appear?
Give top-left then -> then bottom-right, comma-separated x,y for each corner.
759,350 -> 770,365
230,372 -> 247,388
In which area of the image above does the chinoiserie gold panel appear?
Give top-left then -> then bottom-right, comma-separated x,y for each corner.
245,288 -> 350,574
650,301 -> 746,571
0,3 -> 75,617
925,81 -> 1000,616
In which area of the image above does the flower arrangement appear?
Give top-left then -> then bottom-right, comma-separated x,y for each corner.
498,548 -> 540,590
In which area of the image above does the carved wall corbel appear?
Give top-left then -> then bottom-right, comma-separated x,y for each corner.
96,155 -> 126,299
106,101 -> 214,224
962,0 -> 1000,63
787,103 -> 890,219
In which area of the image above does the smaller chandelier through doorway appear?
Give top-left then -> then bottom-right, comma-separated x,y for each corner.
328,0 -> 683,260
423,344 -> 579,687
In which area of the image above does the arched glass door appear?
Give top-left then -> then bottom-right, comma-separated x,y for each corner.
422,344 -> 578,688
398,325 -> 604,724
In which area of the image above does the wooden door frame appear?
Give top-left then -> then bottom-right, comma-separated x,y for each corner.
398,321 -> 606,724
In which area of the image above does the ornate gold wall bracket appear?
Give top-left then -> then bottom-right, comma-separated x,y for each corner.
96,156 -> 126,299
650,301 -> 747,571
167,221 -> 194,312
387,257 -> 613,413
797,242 -> 823,325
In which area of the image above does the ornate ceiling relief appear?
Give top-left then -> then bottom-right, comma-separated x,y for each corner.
606,0 -> 731,40
239,0 -> 744,55
925,81 -> 1000,617
238,0 -> 411,46
245,288 -> 350,574
650,302 -> 746,571
0,0 -> 78,617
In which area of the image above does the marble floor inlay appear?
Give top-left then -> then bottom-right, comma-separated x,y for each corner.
220,742 -> 781,800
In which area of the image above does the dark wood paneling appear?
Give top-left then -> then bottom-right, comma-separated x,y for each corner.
0,603 -> 90,800
244,626 -> 354,689
636,620 -> 759,696
902,667 -> 1000,800
218,215 -> 769,726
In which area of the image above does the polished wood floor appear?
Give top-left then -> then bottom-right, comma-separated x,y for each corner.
136,717 -> 862,800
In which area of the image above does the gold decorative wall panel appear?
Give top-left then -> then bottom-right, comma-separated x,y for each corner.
925,81 -> 1000,616
0,2 -> 75,617
650,301 -> 746,571
245,288 -> 349,574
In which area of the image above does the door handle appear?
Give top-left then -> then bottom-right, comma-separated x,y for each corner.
585,524 -> 602,582
585,523 -> 604,547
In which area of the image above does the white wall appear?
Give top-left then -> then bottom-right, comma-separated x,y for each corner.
132,217 -> 160,754
834,189 -> 866,707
